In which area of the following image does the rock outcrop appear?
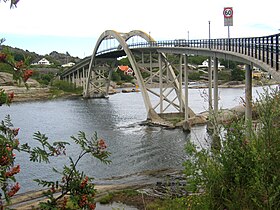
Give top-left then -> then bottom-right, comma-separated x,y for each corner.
1,72 -> 52,102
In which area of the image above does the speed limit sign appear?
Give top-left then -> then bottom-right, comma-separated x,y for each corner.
223,7 -> 233,18
224,7 -> 233,26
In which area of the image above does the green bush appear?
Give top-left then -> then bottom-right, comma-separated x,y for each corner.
189,71 -> 202,81
218,70 -> 231,82
231,67 -> 245,81
188,56 -> 208,66
146,197 -> 189,210
52,80 -> 82,93
0,62 -> 14,73
31,71 -> 55,85
184,88 -> 280,209
111,71 -> 121,82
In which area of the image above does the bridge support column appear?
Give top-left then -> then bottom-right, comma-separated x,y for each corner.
72,73 -> 75,85
76,70 -> 80,87
208,57 -> 213,112
82,67 -> 86,90
179,55 -> 183,112
213,57 -> 219,116
184,54 -> 189,121
150,52 -> 153,84
159,54 -> 163,113
245,64 -> 252,122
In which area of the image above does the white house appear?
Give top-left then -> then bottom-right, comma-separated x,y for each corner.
37,58 -> 51,65
124,68 -> 134,76
62,62 -> 75,68
198,59 -> 225,70
31,58 -> 51,66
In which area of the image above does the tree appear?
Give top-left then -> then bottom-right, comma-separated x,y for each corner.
13,53 -> 24,62
1,20 -> 110,208
231,67 -> 245,81
0,0 -> 20,8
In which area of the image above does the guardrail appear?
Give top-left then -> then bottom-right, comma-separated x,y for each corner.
96,33 -> 279,71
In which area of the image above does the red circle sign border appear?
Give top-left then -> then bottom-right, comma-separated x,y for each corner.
223,7 -> 233,18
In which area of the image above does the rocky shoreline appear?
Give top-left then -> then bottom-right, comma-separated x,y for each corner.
7,169 -> 185,210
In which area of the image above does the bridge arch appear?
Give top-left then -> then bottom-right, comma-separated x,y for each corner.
84,30 -> 195,125
84,30 -> 154,117
115,30 -> 155,50
123,30 -> 156,42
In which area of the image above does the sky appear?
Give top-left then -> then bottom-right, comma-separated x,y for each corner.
0,0 -> 279,59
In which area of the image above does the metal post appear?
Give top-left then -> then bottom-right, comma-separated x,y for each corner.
184,54 -> 189,120
276,34 -> 279,71
208,21 -> 211,49
271,36 -> 274,68
228,25 -> 230,51
150,52 -> 153,84
245,64 -> 252,122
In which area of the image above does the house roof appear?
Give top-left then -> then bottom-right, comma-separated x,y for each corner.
118,65 -> 130,71
38,58 -> 50,62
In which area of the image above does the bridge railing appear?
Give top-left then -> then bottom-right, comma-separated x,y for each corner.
96,33 -> 279,71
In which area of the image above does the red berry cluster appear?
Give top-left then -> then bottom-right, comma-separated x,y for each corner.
60,197 -> 68,210
5,165 -> 20,177
15,60 -> 24,68
7,182 -> 20,197
22,69 -> 33,82
78,194 -> 96,209
0,143 -> 17,166
98,139 -> 107,150
80,176 -> 89,189
11,128 -> 19,136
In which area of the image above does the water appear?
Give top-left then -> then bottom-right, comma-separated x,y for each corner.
0,86 -> 276,194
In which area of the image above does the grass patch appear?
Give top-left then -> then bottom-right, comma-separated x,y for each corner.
99,193 -> 114,204
146,197 -> 187,210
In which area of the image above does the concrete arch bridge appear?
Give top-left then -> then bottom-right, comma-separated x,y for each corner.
60,30 -> 280,128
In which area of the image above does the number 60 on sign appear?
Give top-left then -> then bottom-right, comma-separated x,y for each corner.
224,7 -> 233,26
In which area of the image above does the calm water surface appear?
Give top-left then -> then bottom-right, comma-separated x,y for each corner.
0,86 -> 276,193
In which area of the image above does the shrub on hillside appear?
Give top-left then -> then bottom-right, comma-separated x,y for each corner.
52,80 -> 82,93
